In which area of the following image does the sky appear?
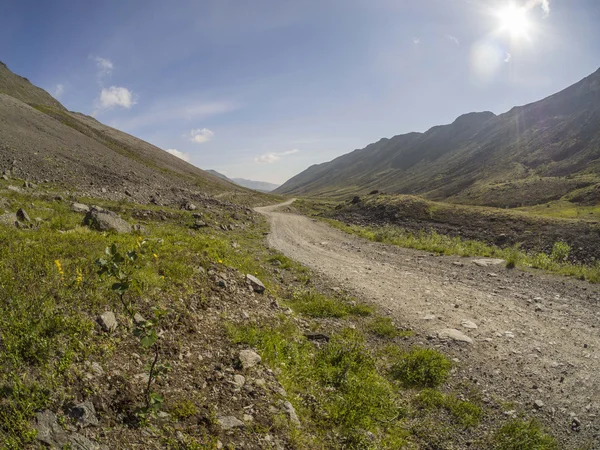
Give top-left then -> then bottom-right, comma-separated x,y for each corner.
1,0 -> 599,184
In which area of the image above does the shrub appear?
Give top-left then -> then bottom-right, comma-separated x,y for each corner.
391,348 -> 452,388
550,241 -> 571,263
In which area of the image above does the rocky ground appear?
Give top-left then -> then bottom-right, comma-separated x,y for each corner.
257,200 -> 600,449
328,195 -> 600,264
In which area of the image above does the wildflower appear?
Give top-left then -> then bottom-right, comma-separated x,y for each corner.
54,260 -> 64,278
75,268 -> 83,284
153,253 -> 158,260
218,259 -> 223,264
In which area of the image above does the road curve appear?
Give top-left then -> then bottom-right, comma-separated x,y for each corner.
256,200 -> 600,447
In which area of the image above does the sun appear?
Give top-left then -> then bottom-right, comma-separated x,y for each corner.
496,3 -> 531,39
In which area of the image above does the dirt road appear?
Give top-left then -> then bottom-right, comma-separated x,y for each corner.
256,200 -> 600,447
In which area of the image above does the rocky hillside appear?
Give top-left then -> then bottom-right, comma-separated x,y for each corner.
276,68 -> 600,208
0,62 -> 266,206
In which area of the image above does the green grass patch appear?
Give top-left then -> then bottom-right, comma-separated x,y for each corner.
227,320 -> 408,448
413,388 -> 482,428
366,317 -> 413,339
492,419 -> 559,450
391,348 -> 452,388
286,289 -> 373,318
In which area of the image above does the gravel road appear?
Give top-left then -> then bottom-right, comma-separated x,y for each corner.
256,200 -> 600,448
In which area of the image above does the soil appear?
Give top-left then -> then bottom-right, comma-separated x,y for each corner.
257,200 -> 600,449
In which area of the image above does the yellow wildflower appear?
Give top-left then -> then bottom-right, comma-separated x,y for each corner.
75,268 -> 83,284
153,253 -> 158,260
218,259 -> 223,264
54,260 -> 64,278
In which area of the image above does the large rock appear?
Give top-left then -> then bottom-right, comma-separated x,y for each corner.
217,415 -> 244,430
472,258 -> 506,267
438,328 -> 473,344
83,207 -> 131,233
283,401 -> 301,426
16,208 -> 30,222
239,349 -> 262,369
35,410 -> 107,450
71,202 -> 90,213
68,401 -> 99,427
246,274 -> 266,293
97,311 -> 118,332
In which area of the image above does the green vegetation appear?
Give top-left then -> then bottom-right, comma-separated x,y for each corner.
413,388 -> 482,428
323,220 -> 600,283
286,289 -> 373,318
391,348 -> 452,388
0,185 -> 276,447
228,320 -> 408,448
492,419 -> 559,450
367,316 -> 412,339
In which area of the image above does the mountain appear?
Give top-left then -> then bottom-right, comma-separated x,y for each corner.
0,61 -> 262,205
206,169 -> 233,182
207,170 -> 280,192
231,178 -> 280,192
276,68 -> 600,208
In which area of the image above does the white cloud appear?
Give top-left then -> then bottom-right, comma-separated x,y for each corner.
504,52 -> 512,63
117,99 -> 239,131
254,149 -> 299,164
166,148 -> 191,162
527,0 -> 550,16
94,56 -> 114,77
188,128 -> 215,144
53,84 -> 65,99
413,38 -> 420,45
445,34 -> 459,46
96,86 -> 136,109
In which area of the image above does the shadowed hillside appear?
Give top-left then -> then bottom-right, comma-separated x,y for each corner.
276,68 -> 600,208
0,62 -> 271,206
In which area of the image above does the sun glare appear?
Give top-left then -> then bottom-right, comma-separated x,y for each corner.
497,3 -> 531,39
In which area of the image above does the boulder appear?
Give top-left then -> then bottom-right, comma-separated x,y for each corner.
68,401 -> 99,427
246,274 -> 265,293
438,328 -> 473,344
35,410 -> 107,450
217,415 -> 244,430
83,207 -> 131,233
472,258 -> 506,267
239,349 -> 262,369
97,311 -> 118,332
16,208 -> 30,223
71,202 -> 90,213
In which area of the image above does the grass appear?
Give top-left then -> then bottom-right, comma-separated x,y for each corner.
227,320 -> 408,448
413,388 -> 482,428
367,317 -> 413,339
323,220 -> 600,283
492,419 -> 559,450
391,348 -> 452,388
0,185 -> 279,447
285,289 -> 373,318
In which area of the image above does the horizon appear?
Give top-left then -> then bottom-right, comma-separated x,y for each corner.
1,0 -> 599,184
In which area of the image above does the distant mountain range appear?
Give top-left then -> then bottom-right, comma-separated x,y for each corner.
207,170 -> 280,192
276,68 -> 600,208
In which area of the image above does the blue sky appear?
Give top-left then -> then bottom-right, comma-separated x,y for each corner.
1,0 -> 599,184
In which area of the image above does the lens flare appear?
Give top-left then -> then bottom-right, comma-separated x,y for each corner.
497,3 -> 531,39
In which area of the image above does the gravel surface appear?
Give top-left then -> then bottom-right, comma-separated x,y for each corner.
257,200 -> 600,448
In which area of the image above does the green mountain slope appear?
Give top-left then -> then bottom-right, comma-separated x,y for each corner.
0,61 -> 265,205
276,68 -> 600,207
